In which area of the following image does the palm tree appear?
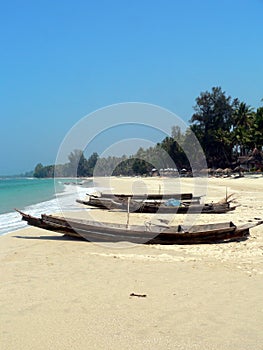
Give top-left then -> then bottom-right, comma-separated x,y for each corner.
232,102 -> 254,156
252,106 -> 263,150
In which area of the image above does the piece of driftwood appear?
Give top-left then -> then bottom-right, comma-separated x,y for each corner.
16,209 -> 263,244
130,293 -> 147,298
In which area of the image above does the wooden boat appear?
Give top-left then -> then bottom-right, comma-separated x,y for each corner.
15,209 -> 80,238
97,192 -> 198,201
90,192 -> 202,203
76,196 -> 236,214
16,209 -> 262,244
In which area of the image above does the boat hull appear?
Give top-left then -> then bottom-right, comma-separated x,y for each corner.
76,197 -> 234,214
16,210 -> 255,245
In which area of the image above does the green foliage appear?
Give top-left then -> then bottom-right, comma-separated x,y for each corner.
190,87 -> 263,168
190,86 -> 239,167
67,149 -> 86,177
34,163 -> 54,178
34,151 -> 99,178
231,102 -> 255,155
252,106 -> 263,148
85,152 -> 99,176
33,89 -> 263,177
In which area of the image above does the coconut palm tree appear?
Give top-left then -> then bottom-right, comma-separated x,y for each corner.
232,102 -> 254,156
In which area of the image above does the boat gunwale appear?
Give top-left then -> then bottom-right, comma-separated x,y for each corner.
16,210 -> 260,244
42,214 -> 238,237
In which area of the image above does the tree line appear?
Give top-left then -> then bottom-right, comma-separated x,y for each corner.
33,151 -> 99,178
190,87 -> 263,168
33,86 -> 263,178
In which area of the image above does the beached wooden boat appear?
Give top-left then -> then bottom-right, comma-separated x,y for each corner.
90,192 -> 202,203
76,196 -> 236,214
16,209 -> 262,244
16,210 -> 82,238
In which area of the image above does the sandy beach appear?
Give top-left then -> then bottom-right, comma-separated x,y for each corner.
1,176 -> 263,350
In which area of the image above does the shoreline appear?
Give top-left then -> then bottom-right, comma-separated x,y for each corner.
1,176 -> 263,349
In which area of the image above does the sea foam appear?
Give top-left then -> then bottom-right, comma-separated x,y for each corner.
0,183 -> 99,236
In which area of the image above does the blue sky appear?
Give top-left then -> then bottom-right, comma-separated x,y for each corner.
0,0 -> 263,175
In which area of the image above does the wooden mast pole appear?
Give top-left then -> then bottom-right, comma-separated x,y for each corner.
126,196 -> 131,228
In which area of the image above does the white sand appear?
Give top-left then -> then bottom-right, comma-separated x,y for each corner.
1,176 -> 263,349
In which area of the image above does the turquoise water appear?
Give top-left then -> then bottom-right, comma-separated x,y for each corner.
0,177 -> 92,236
0,178 -> 64,215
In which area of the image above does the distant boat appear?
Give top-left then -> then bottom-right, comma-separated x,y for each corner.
91,192 -> 201,202
16,210 -> 262,244
76,196 -> 237,214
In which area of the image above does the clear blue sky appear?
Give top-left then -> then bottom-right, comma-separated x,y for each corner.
0,0 -> 262,175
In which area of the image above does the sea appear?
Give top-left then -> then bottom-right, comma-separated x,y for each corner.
0,177 -> 96,236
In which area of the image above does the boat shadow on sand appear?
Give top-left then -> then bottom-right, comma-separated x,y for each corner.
12,233 -> 249,245
13,234 -> 85,242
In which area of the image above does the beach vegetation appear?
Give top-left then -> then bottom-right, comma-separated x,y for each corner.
33,88 -> 263,177
190,87 -> 239,168
34,163 -> 54,178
